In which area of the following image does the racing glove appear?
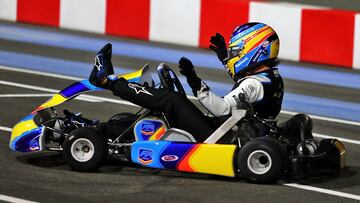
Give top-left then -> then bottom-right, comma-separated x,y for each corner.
209,33 -> 228,65
89,43 -> 115,89
178,57 -> 201,91
178,57 -> 209,96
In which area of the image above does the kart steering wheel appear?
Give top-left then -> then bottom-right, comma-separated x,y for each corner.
157,63 -> 186,96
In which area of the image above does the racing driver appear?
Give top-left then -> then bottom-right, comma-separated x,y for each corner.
89,22 -> 284,142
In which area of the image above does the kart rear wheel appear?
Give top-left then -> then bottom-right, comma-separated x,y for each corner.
63,128 -> 106,172
238,137 -> 286,184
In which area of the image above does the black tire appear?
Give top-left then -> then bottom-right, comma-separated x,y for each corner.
63,128 -> 106,172
237,137 -> 286,184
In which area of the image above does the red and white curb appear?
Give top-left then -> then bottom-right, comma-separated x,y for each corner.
0,0 -> 359,69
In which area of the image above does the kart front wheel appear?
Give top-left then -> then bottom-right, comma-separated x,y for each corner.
63,128 -> 105,172
237,137 -> 286,184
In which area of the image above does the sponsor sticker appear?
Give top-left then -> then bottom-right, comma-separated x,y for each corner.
161,155 -> 179,162
29,140 -> 40,151
262,40 -> 269,48
128,83 -> 153,96
141,123 -> 155,136
138,149 -> 153,165
234,57 -> 248,69
94,54 -> 103,71
248,85 -> 255,92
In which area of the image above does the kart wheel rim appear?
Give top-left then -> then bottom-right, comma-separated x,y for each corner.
70,138 -> 95,162
247,150 -> 272,175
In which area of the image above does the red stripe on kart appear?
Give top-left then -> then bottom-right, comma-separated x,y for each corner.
32,107 -> 44,114
177,144 -> 200,172
152,127 -> 166,140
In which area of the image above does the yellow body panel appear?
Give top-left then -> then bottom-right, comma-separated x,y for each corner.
189,144 -> 237,177
33,67 -> 146,113
117,68 -> 143,81
37,93 -> 67,111
11,119 -> 38,142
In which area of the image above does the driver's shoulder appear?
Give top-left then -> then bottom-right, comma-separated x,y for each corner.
236,76 -> 266,88
244,74 -> 271,85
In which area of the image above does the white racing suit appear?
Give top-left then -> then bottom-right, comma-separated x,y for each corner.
198,68 -> 283,119
195,68 -> 284,142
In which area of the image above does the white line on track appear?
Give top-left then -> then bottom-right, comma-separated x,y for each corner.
1,65 -> 359,127
0,94 -> 55,98
283,183 -> 360,201
314,133 -> 360,145
0,126 -> 12,132
0,79 -> 60,92
0,79 -> 143,106
0,194 -> 38,203
281,110 -> 360,127
0,80 -> 101,103
0,65 -> 83,81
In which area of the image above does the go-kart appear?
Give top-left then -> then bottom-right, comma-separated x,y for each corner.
10,63 -> 346,183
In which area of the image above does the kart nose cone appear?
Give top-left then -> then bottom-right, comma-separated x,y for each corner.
10,114 -> 44,152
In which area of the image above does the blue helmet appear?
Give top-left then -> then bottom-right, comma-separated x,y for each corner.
226,22 -> 280,80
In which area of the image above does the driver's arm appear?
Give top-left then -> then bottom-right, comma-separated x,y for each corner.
197,78 -> 264,116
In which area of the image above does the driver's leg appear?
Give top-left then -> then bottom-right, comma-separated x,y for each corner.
110,78 -> 214,142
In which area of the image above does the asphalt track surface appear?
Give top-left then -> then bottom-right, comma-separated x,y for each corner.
0,22 -> 360,202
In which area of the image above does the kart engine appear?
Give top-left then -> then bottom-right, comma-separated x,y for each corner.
296,139 -> 318,155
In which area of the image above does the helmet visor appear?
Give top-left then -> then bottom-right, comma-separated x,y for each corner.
227,40 -> 244,60
228,46 -> 241,59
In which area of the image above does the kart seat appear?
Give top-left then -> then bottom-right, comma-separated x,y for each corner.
279,113 -> 313,140
160,128 -> 197,142
139,64 -> 155,87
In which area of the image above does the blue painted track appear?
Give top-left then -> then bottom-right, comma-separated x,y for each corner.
0,50 -> 359,122
1,24 -> 360,89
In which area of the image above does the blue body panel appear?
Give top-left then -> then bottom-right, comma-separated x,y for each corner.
10,127 -> 44,152
131,141 -> 171,169
134,118 -> 167,141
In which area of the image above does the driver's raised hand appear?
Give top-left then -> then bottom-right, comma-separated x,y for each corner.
209,33 -> 228,64
178,57 -> 196,77
178,57 -> 202,92
89,43 -> 114,89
